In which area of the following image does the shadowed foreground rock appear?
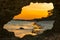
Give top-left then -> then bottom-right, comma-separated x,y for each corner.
0,0 -> 60,40
21,30 -> 60,40
0,0 -> 31,38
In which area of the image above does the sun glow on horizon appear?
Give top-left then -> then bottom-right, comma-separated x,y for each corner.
13,3 -> 54,20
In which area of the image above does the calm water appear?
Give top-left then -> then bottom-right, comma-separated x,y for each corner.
4,20 -> 54,38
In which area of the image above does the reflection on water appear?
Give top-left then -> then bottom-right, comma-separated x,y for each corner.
4,20 -> 54,38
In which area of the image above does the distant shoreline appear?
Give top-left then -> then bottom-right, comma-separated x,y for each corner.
12,19 -> 54,21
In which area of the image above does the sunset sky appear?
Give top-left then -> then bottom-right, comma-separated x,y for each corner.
13,3 -> 54,20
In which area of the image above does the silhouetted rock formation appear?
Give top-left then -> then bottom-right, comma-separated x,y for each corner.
52,1 -> 60,33
0,0 -> 60,40
0,0 -> 32,38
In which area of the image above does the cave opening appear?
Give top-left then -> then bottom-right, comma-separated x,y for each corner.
0,0 -> 60,40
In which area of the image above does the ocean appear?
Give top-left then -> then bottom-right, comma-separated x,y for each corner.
4,20 -> 54,38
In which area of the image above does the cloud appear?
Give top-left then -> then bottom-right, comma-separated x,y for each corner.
22,2 -> 54,10
14,3 -> 54,20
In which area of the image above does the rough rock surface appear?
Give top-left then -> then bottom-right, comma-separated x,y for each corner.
0,0 -> 60,40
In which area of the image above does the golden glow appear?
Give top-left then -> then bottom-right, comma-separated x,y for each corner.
13,3 -> 54,20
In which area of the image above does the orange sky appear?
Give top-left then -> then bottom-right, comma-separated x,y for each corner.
13,3 -> 54,20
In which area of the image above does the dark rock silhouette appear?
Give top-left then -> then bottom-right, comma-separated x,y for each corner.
0,0 -> 60,40
20,27 -> 24,29
0,0 -> 32,38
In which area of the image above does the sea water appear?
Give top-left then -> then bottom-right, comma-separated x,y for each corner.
4,20 -> 54,38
